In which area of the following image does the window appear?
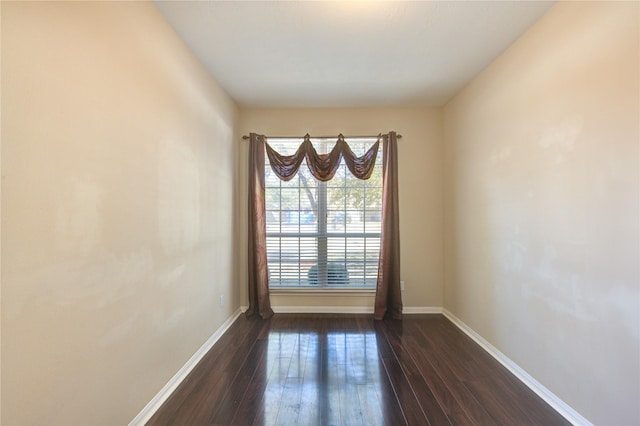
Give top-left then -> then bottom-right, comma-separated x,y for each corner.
265,137 -> 382,288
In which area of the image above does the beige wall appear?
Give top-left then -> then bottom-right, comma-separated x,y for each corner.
443,2 -> 639,424
239,108 -> 443,311
1,2 -> 239,424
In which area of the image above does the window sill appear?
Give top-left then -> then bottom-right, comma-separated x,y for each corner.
270,288 -> 376,296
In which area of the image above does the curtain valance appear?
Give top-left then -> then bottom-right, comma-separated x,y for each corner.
265,134 -> 380,182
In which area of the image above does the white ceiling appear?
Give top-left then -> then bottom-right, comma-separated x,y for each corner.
154,1 -> 555,108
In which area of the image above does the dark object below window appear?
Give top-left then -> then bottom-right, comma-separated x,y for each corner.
307,262 -> 349,286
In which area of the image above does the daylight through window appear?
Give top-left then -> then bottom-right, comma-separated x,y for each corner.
265,137 -> 382,288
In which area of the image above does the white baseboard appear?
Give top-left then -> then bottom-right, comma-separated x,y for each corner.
403,306 -> 443,314
272,305 -> 373,314
129,308 -> 243,426
264,305 -> 442,314
442,309 -> 591,426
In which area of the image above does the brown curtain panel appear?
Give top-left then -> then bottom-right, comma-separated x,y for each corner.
245,133 -> 274,319
374,132 -> 402,320
265,134 -> 379,181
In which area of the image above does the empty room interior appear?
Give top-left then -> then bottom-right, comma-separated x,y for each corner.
1,1 -> 639,425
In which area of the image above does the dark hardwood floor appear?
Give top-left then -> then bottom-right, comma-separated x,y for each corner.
147,314 -> 570,425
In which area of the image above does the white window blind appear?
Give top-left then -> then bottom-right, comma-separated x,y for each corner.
265,137 -> 382,288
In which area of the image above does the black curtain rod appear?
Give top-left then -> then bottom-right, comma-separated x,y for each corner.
241,133 -> 401,140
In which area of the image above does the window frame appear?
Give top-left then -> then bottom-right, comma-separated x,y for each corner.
265,137 -> 382,290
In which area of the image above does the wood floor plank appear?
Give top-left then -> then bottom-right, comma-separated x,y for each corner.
148,314 -> 569,426
293,332 -> 321,425
147,318 -> 264,425
403,336 -> 474,426
464,378 -> 540,425
275,378 -> 303,426
336,359 -> 365,425
249,351 -> 287,426
324,333 -> 347,426
380,321 -> 452,425
476,361 -> 572,426
373,355 -> 408,426
228,347 -> 270,426
209,338 -> 269,424
374,322 -> 429,425
355,380 -> 385,426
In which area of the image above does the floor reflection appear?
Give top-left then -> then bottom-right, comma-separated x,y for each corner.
262,330 -> 384,425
